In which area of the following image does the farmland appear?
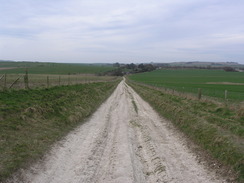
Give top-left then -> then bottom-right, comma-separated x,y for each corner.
0,61 -> 114,75
0,61 -> 118,90
0,61 -> 121,181
129,69 -> 244,102
128,68 -> 244,181
127,80 -> 244,182
1,62 -> 243,182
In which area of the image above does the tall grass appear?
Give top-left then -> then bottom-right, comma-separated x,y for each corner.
0,80 -> 120,181
127,80 -> 244,182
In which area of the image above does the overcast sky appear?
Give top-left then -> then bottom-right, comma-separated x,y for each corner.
0,0 -> 244,63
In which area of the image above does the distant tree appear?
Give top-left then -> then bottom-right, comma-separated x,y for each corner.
144,64 -> 155,71
207,65 -> 212,70
113,62 -> 120,67
138,63 -> 145,70
112,68 -> 123,76
126,63 -> 136,70
223,67 -> 237,72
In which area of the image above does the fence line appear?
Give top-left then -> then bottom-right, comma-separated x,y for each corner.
127,79 -> 244,103
9,76 -> 22,89
0,74 -> 4,81
0,73 -> 118,91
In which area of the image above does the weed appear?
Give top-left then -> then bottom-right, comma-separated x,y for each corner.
132,100 -> 138,114
130,120 -> 141,128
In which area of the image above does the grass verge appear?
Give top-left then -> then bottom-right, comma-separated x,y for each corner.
0,80 -> 120,181
127,80 -> 244,182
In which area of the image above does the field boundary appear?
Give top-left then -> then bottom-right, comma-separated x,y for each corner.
128,69 -> 244,102
0,80 -> 120,181
0,73 -> 118,91
126,79 -> 244,182
127,78 -> 244,109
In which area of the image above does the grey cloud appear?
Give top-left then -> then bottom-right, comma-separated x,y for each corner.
0,0 -> 243,63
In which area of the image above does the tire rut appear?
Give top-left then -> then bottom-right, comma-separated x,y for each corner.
6,79 -> 227,183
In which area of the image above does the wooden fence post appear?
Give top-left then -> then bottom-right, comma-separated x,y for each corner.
24,69 -> 29,89
0,74 -> 4,81
198,88 -> 202,100
0,74 -> 5,90
59,76 -> 61,86
4,73 -> 7,90
225,90 -> 228,100
47,76 -> 49,88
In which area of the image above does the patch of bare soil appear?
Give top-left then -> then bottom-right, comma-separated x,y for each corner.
0,67 -> 20,71
6,79 -> 227,183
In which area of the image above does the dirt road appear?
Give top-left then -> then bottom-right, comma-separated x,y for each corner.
9,80 -> 225,183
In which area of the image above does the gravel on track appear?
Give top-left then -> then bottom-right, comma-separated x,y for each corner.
7,80 -> 226,183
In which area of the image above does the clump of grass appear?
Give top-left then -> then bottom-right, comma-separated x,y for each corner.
0,81 -> 120,181
130,120 -> 141,128
132,100 -> 138,114
127,80 -> 244,182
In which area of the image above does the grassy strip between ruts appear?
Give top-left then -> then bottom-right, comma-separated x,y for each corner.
0,80 -> 120,181
127,80 -> 244,182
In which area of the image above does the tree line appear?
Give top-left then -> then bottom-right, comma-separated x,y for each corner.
101,62 -> 244,76
102,63 -> 157,76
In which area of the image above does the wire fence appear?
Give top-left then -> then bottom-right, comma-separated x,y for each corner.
151,83 -> 244,102
0,73 -> 118,91
128,79 -> 244,103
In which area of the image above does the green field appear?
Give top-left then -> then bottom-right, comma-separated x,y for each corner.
0,61 -> 114,75
0,61 -> 118,90
129,69 -> 244,101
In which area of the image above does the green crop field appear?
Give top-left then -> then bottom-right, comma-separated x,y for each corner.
0,61 -> 118,90
129,69 -> 244,101
0,61 -> 114,75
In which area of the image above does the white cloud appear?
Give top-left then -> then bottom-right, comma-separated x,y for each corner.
0,0 -> 244,63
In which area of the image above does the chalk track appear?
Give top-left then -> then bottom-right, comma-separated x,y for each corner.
8,80 -> 226,183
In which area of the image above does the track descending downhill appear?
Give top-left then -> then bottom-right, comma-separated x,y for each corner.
8,80 -> 226,183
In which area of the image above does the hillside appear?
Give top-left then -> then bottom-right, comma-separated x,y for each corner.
0,61 -> 114,75
162,61 -> 244,68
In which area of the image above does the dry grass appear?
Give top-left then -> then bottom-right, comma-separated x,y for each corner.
127,80 -> 244,182
0,80 -> 120,181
